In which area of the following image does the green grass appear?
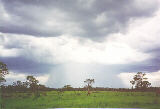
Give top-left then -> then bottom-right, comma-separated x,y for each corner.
1,91 -> 160,109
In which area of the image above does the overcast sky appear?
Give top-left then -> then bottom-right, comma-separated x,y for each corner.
1,0 -> 160,88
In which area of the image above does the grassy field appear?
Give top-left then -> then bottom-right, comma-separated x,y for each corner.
1,91 -> 160,109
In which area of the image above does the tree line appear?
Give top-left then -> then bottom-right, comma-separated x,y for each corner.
0,61 -> 160,95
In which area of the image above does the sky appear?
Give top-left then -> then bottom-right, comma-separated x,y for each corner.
0,0 -> 160,88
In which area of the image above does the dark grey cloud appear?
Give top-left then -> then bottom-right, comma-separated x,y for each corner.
131,48 -> 160,73
0,0 -> 159,40
0,24 -> 61,37
0,56 -> 57,75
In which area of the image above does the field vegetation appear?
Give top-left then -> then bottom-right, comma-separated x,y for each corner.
1,61 -> 160,109
1,91 -> 160,109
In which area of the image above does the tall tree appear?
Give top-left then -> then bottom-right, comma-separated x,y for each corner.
0,62 -> 9,108
26,76 -> 39,97
130,72 -> 151,90
84,79 -> 95,96
0,62 -> 9,85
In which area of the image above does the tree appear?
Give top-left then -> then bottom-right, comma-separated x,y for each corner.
22,81 -> 29,91
0,62 -> 9,108
63,85 -> 73,91
12,81 -> 29,92
26,76 -> 39,91
130,72 -> 151,90
26,76 -> 39,97
0,62 -> 9,85
13,81 -> 23,92
84,79 -> 95,96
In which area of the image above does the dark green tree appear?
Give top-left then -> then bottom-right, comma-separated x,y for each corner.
130,72 -> 151,90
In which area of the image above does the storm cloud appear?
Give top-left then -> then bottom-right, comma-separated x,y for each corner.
0,0 -> 160,88
0,0 -> 159,40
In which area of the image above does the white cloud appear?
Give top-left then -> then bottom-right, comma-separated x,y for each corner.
5,72 -> 49,85
0,32 -> 151,65
146,71 -> 160,87
36,75 -> 49,85
5,72 -> 26,83
117,72 -> 136,88
109,9 -> 160,52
